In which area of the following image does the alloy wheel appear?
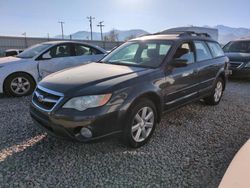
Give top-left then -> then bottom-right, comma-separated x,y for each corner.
10,77 -> 31,95
131,106 -> 155,142
214,81 -> 223,102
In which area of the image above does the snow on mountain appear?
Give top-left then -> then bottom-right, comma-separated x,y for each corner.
215,25 -> 250,44
55,29 -> 149,41
55,25 -> 250,44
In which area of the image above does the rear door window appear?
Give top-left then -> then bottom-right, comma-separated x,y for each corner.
207,42 -> 224,57
74,44 -> 103,56
41,43 -> 73,59
194,41 -> 213,62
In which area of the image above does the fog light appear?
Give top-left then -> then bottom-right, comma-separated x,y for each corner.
80,128 -> 92,138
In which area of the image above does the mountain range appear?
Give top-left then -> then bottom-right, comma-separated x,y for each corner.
55,29 -> 149,41
55,25 -> 250,44
215,25 -> 250,44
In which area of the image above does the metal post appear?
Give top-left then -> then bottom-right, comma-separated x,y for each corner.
97,21 -> 104,41
87,16 -> 95,40
58,21 -> 65,39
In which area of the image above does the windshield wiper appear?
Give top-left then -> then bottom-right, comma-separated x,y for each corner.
16,56 -> 32,59
98,60 -> 107,63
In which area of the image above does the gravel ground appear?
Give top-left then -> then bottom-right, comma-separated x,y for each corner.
0,80 -> 250,188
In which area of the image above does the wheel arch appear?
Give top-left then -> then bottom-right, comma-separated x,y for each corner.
3,71 -> 37,94
128,91 -> 163,123
217,71 -> 227,91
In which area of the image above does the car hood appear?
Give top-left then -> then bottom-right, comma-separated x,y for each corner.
39,62 -> 149,95
225,52 -> 250,62
0,56 -> 32,66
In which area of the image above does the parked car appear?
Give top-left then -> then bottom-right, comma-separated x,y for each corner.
30,31 -> 229,148
223,39 -> 250,78
5,49 -> 23,57
219,139 -> 250,188
0,41 -> 106,96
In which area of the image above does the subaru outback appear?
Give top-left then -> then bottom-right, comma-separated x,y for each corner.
223,39 -> 250,78
30,31 -> 229,148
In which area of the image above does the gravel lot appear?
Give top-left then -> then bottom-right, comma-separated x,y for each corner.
0,80 -> 250,188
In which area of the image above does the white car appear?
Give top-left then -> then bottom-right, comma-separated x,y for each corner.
0,41 -> 106,96
5,49 -> 23,57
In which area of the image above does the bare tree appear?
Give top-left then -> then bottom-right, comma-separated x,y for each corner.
104,29 -> 119,41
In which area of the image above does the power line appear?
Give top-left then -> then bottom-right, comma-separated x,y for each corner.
58,21 -> 65,39
87,16 -> 95,40
97,21 -> 104,41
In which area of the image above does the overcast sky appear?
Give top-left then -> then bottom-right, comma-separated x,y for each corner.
1,0 -> 250,37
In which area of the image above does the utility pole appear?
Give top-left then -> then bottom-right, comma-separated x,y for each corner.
22,32 -> 28,48
87,16 -> 95,40
58,21 -> 65,39
97,21 -> 104,41
47,33 -> 50,41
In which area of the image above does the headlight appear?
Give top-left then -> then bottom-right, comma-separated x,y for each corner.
63,94 -> 112,111
245,62 -> 250,68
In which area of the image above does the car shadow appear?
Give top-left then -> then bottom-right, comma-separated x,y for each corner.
0,93 -> 6,98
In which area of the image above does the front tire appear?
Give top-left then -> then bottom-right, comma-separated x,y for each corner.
204,77 -> 224,105
4,73 -> 36,97
122,98 -> 157,148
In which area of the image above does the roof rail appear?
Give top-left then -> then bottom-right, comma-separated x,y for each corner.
154,31 -> 211,38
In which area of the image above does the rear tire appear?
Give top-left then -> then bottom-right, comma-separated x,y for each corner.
122,98 -> 157,148
4,73 -> 36,97
203,77 -> 224,105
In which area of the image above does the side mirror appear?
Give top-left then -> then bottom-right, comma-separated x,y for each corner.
170,59 -> 188,67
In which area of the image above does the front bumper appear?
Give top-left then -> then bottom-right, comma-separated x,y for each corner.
0,74 -> 4,93
229,68 -> 250,78
30,104 -> 125,142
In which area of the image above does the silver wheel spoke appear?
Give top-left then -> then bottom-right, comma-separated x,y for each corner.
15,87 -> 21,92
132,123 -> 140,133
145,112 -> 153,121
145,122 -> 153,128
135,128 -> 142,141
11,82 -> 18,87
21,86 -> 28,92
18,77 -> 22,83
23,81 -> 30,86
135,114 -> 143,123
141,128 -> 147,138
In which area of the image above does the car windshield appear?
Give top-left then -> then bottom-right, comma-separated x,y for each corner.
101,41 -> 172,68
223,41 -> 250,53
17,44 -> 52,58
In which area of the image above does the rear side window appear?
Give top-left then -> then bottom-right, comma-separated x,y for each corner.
74,44 -> 103,56
207,42 -> 224,57
194,41 -> 213,62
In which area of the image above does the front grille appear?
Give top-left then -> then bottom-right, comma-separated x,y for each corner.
229,61 -> 243,69
32,86 -> 63,111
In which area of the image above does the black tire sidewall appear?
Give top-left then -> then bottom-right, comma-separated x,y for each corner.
123,98 -> 157,148
204,77 -> 224,105
4,73 -> 36,97
212,78 -> 224,105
